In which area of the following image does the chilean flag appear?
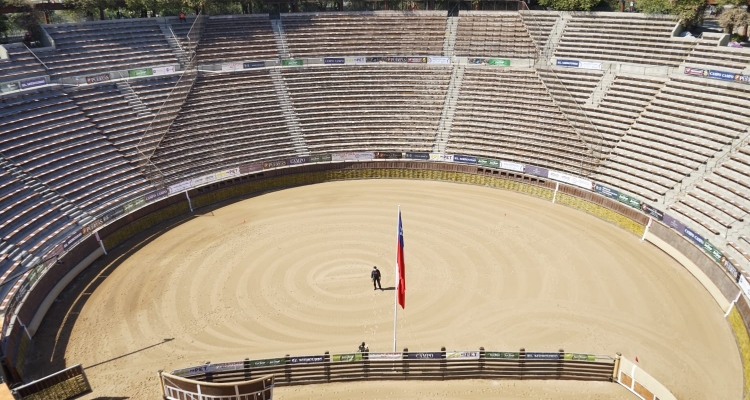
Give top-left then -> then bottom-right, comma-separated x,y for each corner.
397,210 -> 406,309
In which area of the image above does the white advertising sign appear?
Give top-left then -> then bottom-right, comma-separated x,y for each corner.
221,62 -> 243,71
331,152 -> 375,161
368,352 -> 403,361
429,153 -> 454,162
428,56 -> 450,64
153,66 -> 177,75
345,57 -> 367,65
579,61 -> 603,70
740,275 -> 750,297
168,180 -> 192,195
446,351 -> 480,360
547,170 -> 594,190
500,161 -> 524,172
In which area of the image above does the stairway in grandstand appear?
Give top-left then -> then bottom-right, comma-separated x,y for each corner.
433,65 -> 464,153
269,69 -> 309,157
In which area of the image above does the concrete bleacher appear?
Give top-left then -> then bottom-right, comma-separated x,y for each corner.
554,14 -> 693,66
281,64 -> 450,153
0,43 -> 47,83
454,12 -> 537,58
448,66 -> 595,175
685,33 -> 750,71
196,15 -> 278,62
152,70 -> 297,183
39,19 -> 179,78
519,11 -> 560,50
282,12 -> 446,58
0,87 -> 153,217
596,75 -> 750,203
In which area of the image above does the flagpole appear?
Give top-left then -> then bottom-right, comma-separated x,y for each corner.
394,205 -> 399,353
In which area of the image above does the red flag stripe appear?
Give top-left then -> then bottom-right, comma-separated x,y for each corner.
397,210 -> 405,309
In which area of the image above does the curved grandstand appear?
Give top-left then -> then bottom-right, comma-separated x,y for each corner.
1,9 -> 750,400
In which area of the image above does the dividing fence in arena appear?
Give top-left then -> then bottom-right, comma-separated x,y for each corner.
161,348 -> 616,399
160,373 -> 273,400
9,364 -> 91,400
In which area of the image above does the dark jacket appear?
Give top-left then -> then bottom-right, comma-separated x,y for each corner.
371,269 -> 381,280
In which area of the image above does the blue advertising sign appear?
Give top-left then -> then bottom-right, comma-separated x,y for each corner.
243,62 -> 265,69
404,152 -> 429,160
526,352 -> 561,360
20,77 -> 46,89
453,155 -> 477,164
324,58 -> 345,64
683,226 -> 705,247
594,183 -> 619,200
707,70 -> 737,81
523,165 -> 549,177
663,214 -> 685,233
556,59 -> 579,68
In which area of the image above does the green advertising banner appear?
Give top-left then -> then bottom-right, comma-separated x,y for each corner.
476,158 -> 501,168
488,59 -> 511,66
122,196 -> 145,214
249,358 -> 285,368
332,353 -> 363,362
282,59 -> 304,66
485,351 -> 519,359
128,68 -> 153,77
309,154 -> 332,162
564,353 -> 595,361
617,192 -> 641,209
702,240 -> 723,262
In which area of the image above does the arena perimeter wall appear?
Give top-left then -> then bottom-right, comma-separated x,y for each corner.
5,161 -> 748,393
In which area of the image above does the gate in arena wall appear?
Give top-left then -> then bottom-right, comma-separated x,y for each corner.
160,372 -> 273,400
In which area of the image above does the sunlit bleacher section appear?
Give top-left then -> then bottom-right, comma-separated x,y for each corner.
685,33 -> 750,70
447,66 -> 595,175
519,11 -> 559,50
0,43 -> 47,83
595,75 -> 750,203
281,12 -> 446,57
196,15 -> 278,62
454,12 -> 537,58
0,87 -> 153,217
151,70 -> 296,182
554,14 -> 693,66
281,64 -> 450,153
39,19 -> 179,78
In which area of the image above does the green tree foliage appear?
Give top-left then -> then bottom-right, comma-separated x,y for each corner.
537,0 -> 599,11
67,0 -> 116,19
719,7 -> 750,34
635,0 -> 673,14
670,0 -> 706,27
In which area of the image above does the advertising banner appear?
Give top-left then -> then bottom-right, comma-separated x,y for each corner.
739,275 -> 750,297
173,365 -> 208,377
243,62 -> 265,69
263,159 -> 288,169
453,155 -> 477,164
221,62 -> 243,71
374,152 -> 402,159
214,168 -> 240,181
477,158 -> 500,168
191,173 -> 218,187
20,77 -> 46,89
485,352 -> 519,359
500,161 -> 524,172
324,58 -> 345,64
556,59 -> 579,68
738,75 -> 750,84
206,361 -> 244,373
366,57 -> 381,63
382,57 -> 407,63
488,59 -> 511,66
407,352 -> 442,359
547,170 -> 593,190
102,206 -> 124,223
594,183 -> 619,200
239,162 -> 263,174
407,57 -> 427,63
0,82 -> 19,93
249,358 -> 285,368
579,61 -> 603,70
617,192 -> 641,209
707,70 -> 736,81
331,152 -> 375,161
684,67 -> 705,77
526,352 -> 561,360
722,257 -> 740,282
81,218 -> 104,236
85,73 -> 110,84
332,353 -> 363,362
168,180 -> 192,195
446,351 -> 480,360
122,196 -> 146,214
662,213 -> 685,233
429,153 -> 454,162
345,57 -> 366,65
152,66 -> 176,75
683,226 -> 705,247
286,157 -> 308,166
369,352 -> 402,361
62,231 -> 83,250
309,154 -> 333,163
128,68 -> 153,77
405,152 -> 430,160
468,58 -> 487,65
564,353 -> 595,361
702,240 -> 722,263
640,203 -> 664,221
290,355 -> 325,364
428,56 -> 450,64
145,188 -> 169,203
523,165 -> 549,177
282,59 -> 304,66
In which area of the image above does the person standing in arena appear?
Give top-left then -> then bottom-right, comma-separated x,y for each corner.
371,266 -> 382,290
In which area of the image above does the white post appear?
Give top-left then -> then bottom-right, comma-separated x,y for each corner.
185,191 -> 193,212
640,217 -> 652,242
95,231 -> 107,255
552,182 -> 559,203
725,291 -> 742,318
394,205 -> 399,353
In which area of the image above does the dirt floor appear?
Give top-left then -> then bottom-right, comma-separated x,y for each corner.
27,180 -> 741,399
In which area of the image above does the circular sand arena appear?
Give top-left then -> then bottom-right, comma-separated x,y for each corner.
32,180 -> 741,399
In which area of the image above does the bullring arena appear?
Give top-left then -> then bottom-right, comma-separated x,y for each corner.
1,7 -> 750,400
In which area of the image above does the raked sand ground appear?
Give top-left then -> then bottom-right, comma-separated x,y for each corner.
29,180 -> 741,399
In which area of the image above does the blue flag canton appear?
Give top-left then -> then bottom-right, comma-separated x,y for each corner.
398,215 -> 404,247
